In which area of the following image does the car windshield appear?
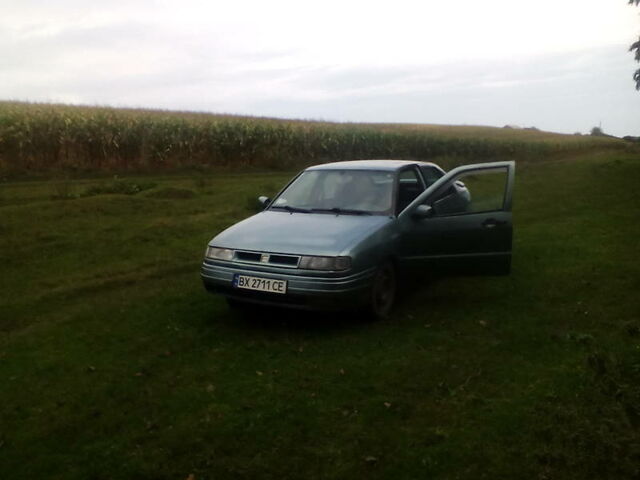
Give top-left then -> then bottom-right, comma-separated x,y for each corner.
270,169 -> 395,215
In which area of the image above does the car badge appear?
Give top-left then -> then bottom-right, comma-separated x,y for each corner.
260,254 -> 270,263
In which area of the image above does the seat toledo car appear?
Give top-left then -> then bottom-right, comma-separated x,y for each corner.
202,160 -> 515,317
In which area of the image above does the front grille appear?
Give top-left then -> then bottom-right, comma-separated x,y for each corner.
233,250 -> 300,268
269,254 -> 299,266
235,251 -> 261,262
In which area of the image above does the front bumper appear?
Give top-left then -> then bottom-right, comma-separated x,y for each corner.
201,259 -> 375,310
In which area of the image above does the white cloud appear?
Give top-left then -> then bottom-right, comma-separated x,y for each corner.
1,1 -> 639,135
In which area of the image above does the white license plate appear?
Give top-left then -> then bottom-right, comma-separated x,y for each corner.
233,274 -> 287,294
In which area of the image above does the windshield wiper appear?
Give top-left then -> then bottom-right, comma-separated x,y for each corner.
270,205 -> 311,213
311,207 -> 372,216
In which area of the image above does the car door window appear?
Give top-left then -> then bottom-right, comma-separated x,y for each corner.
431,166 -> 509,216
396,168 -> 425,213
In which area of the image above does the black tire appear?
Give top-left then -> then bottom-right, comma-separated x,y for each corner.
368,262 -> 397,319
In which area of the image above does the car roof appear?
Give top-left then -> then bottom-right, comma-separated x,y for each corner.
306,159 -> 440,172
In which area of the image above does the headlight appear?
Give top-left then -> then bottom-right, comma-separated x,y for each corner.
206,246 -> 234,261
299,256 -> 351,271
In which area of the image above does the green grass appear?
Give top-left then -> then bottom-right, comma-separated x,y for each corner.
1,101 -> 635,177
1,152 -> 639,479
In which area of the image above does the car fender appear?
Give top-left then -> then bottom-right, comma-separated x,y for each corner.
341,218 -> 400,272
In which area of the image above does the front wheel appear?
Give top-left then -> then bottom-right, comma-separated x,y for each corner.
368,262 -> 396,319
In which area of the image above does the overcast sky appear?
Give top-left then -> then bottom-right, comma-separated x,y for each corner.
2,0 -> 639,136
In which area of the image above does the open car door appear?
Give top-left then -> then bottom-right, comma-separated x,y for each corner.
398,161 -> 515,275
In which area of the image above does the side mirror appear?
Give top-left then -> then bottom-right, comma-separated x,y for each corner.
258,196 -> 271,207
412,204 -> 434,219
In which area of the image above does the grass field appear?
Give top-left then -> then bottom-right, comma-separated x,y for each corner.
1,151 -> 640,479
1,101 -> 633,177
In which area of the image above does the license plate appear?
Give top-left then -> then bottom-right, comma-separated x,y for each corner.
233,274 -> 287,294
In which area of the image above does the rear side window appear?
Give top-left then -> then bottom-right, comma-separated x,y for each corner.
419,166 -> 444,187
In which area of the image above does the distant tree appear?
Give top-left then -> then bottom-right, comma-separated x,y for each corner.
631,0 -> 640,90
590,126 -> 605,136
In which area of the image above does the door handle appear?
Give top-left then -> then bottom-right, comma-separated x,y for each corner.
482,218 -> 507,228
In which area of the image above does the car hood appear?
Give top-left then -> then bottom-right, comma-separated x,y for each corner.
211,210 -> 392,256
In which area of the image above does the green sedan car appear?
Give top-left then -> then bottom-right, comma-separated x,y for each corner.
201,159 -> 515,317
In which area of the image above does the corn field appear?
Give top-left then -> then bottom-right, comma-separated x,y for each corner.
0,101 -> 629,176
